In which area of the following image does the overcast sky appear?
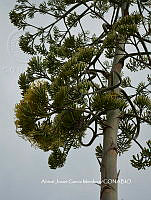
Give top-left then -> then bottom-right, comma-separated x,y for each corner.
0,1 -> 151,200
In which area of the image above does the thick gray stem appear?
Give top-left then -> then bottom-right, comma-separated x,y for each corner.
100,3 -> 128,200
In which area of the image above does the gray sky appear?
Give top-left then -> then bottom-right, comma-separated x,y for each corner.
0,1 -> 151,200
